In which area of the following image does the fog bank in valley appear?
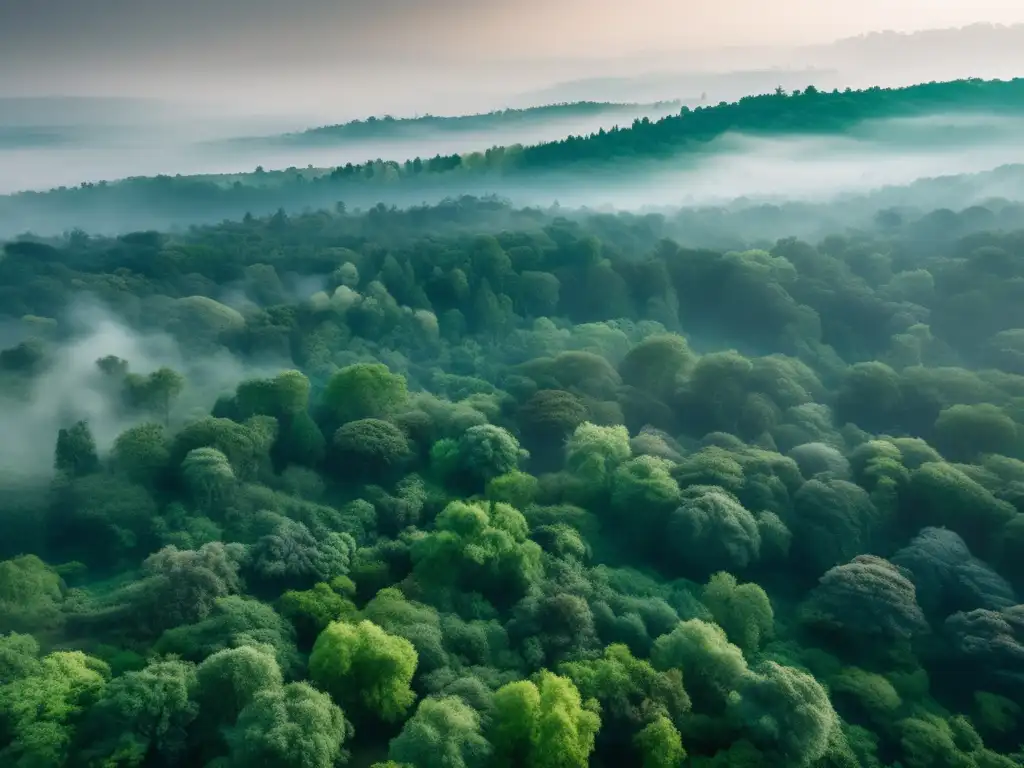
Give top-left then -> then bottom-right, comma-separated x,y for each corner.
2,111 -> 1024,238
0,99 -> 682,195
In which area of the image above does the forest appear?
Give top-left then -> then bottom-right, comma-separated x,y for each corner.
3,177 -> 1024,768
4,77 -> 1024,237
242,101 -> 684,146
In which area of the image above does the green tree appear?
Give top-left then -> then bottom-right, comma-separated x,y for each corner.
309,619 -> 418,723
79,658 -> 199,767
651,620 -> 748,711
54,420 -> 99,476
668,488 -> 762,578
123,367 -> 185,425
457,424 -> 529,487
0,650 -> 110,766
278,582 -> 358,646
388,695 -> 492,768
728,662 -> 839,766
411,500 -> 543,604
332,418 -> 411,478
321,362 -> 409,427
223,682 -> 351,768
181,447 -> 236,509
619,334 -> 695,403
561,643 -> 689,761
565,422 -> 632,493
933,403 -> 1018,462
634,715 -> 686,768
111,423 -> 171,486
701,572 -> 774,653
490,671 -> 600,768
0,555 -> 64,634
194,644 -> 283,736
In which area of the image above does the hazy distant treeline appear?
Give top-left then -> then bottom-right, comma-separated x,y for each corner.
240,100 -> 685,146
3,77 -> 1024,236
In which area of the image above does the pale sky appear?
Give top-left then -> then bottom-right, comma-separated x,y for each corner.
1,0 -> 1022,111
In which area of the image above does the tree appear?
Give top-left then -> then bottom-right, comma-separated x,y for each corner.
800,555 -> 928,643
933,403 -> 1018,462
0,650 -> 110,766
790,479 -> 883,576
79,658 -> 199,766
321,362 -> 409,427
892,527 -> 1016,615
787,442 -> 850,480
332,418 -> 411,478
619,334 -> 695,403
0,555 -> 64,634
48,474 -> 159,565
111,422 -> 171,486
728,662 -> 839,766
486,471 -> 540,510
278,582 -> 358,646
360,588 -> 447,673
249,520 -> 355,591
456,424 -> 529,487
517,271 -> 561,317
667,488 -> 762,578
223,682 -> 351,768
565,422 -> 632,492
388,695 -> 492,768
153,596 -> 303,678
490,672 -> 600,768
634,715 -> 686,768
517,390 -> 589,468
54,420 -> 99,476
171,416 -> 276,481
0,632 -> 41,683
610,456 -> 681,553
309,619 -> 418,723
181,447 -> 236,509
124,367 -> 185,425
651,620 -> 748,711
412,501 -> 543,604
560,643 -> 689,761
130,541 -> 246,635
195,644 -> 283,731
701,572 -> 774,653
906,463 -> 1015,556
835,361 -> 902,432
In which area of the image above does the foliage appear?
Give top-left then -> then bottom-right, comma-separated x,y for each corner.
5,95 -> 1024,766
308,619 -> 418,723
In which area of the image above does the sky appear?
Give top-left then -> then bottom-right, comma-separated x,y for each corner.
1,0 -> 1023,113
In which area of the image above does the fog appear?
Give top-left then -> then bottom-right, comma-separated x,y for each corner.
0,99 -> 683,195
514,24 -> 1024,105
519,114 -> 1024,210
4,23 -> 1024,198
3,109 -> 1024,238
0,301 -> 287,478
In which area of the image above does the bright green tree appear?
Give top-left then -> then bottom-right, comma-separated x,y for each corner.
309,619 -> 418,723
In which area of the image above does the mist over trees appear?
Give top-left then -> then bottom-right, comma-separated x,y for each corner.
244,100 -> 685,146
4,72 -> 1024,767
4,77 -> 1024,236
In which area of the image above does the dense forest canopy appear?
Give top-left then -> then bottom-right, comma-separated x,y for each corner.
4,151 -> 1024,767
4,77 -> 1024,236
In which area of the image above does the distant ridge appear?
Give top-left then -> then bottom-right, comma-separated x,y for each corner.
3,77 -> 1024,236
229,100 -> 684,146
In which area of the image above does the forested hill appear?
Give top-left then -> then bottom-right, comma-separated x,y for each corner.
236,100 -> 685,146
3,77 -> 1024,236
